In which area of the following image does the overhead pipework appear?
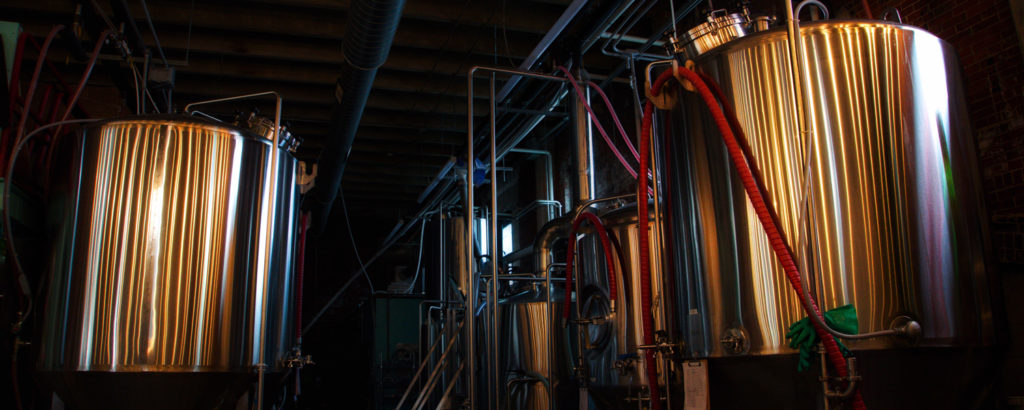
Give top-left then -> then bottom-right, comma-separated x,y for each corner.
309,0 -> 407,235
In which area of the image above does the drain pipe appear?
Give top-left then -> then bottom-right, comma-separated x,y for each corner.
309,0 -> 406,234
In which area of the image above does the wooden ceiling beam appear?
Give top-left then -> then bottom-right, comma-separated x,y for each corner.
242,0 -> 567,35
5,3 -> 542,62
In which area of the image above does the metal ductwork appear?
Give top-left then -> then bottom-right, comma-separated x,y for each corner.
309,0 -> 406,234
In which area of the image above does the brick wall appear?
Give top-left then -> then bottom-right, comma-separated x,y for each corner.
861,0 -> 1024,268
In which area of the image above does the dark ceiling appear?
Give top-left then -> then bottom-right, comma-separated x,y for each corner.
3,0 -> 648,243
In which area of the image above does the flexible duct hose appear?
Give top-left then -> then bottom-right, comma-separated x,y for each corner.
563,211 -> 618,319
643,67 -> 866,410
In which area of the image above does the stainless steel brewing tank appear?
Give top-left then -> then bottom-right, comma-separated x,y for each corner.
38,116 -> 300,409
664,21 -> 993,357
498,289 -> 567,409
575,205 -> 671,403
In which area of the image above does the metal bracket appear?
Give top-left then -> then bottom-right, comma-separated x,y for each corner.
819,348 -> 861,401
720,327 -> 750,355
297,161 -> 318,194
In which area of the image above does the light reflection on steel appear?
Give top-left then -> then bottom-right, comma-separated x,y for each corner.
39,117 -> 299,407
663,21 -> 993,357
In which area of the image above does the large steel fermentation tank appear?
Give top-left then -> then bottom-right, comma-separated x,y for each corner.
664,20 -> 994,358
575,205 -> 672,405
37,116 -> 300,409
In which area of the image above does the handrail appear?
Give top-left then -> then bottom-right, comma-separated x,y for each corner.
395,322 -> 452,409
409,320 -> 465,410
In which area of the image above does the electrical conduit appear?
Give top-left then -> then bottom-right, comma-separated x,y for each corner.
642,67 -> 866,409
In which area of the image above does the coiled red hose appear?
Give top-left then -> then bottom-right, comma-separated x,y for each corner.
563,211 -> 618,319
643,67 -> 866,410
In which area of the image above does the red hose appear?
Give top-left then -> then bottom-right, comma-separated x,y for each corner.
637,101 -> 661,410
557,66 -> 640,179
587,80 -> 641,162
644,68 -> 865,410
563,211 -> 618,319
55,30 -> 110,135
15,25 -> 63,143
296,212 -> 310,341
861,0 -> 874,19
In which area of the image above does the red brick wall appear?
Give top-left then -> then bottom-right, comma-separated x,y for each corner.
859,0 -> 1024,268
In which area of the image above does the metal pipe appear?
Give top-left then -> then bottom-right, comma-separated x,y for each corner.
489,74 -> 500,408
880,8 -> 903,23
465,67 -> 477,410
794,0 -> 830,20
532,218 -> 569,410
435,361 -> 466,410
397,325 -> 450,409
467,66 -> 570,408
573,194 -> 635,221
411,321 -> 465,410
509,148 -> 557,221
648,103 -> 667,407
418,157 -> 456,204
138,0 -> 169,67
574,68 -> 594,203
495,0 -> 588,102
511,200 -> 563,225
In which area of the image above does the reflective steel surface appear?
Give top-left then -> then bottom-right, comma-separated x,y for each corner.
502,296 -> 563,409
665,21 -> 992,357
490,217 -> 571,410
577,205 -> 669,391
39,117 -> 299,378
675,10 -> 772,61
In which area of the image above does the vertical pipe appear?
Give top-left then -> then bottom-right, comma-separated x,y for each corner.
465,68 -> 477,409
464,66 -> 569,409
509,148 -> 556,221
255,93 -> 282,410
439,210 -> 448,392
489,74 -> 500,409
649,110 -> 666,408
574,75 -> 593,204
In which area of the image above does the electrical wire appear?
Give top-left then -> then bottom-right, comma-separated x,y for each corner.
53,30 -> 110,138
405,216 -> 428,294
5,118 -> 99,334
15,25 -> 64,143
129,63 -> 141,114
138,0 -> 169,67
339,187 -> 376,294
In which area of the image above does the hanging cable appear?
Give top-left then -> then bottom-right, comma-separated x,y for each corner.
15,25 -> 64,143
5,118 -> 99,334
405,216 -> 428,294
52,30 -> 110,139
339,188 -> 377,294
